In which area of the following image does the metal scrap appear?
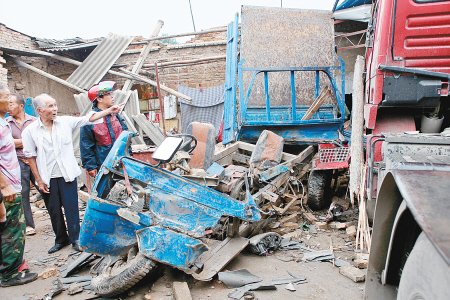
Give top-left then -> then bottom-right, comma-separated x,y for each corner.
227,272 -> 307,299
302,249 -> 335,262
218,269 -> 263,288
248,232 -> 282,255
61,252 -> 94,278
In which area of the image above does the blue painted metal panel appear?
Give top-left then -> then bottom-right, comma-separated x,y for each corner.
137,226 -> 208,271
235,63 -> 346,145
239,123 -> 342,144
335,0 -> 371,11
223,12 -> 347,146
120,157 -> 261,236
81,131 -> 262,269
80,199 -> 145,256
25,98 -> 37,116
223,14 -> 239,144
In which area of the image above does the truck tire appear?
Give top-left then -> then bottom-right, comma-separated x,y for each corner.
307,170 -> 332,211
397,232 -> 450,300
91,252 -> 156,297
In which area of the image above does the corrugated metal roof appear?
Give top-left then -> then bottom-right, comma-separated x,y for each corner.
34,37 -> 102,50
67,34 -> 133,89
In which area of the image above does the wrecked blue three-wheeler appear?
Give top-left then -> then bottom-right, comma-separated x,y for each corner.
79,131 -> 261,296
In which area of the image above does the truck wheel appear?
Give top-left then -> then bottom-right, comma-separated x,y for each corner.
397,232 -> 450,300
91,250 -> 156,297
307,170 -> 332,211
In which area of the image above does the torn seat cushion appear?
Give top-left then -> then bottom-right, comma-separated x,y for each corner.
187,122 -> 216,170
249,130 -> 285,169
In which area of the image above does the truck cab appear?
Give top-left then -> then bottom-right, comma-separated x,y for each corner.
363,1 -> 450,299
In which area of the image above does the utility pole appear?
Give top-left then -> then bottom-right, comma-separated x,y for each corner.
188,0 -> 196,32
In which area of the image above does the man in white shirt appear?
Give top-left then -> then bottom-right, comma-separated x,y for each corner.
22,93 -> 123,254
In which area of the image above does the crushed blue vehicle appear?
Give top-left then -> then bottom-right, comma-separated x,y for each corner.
79,131 -> 262,296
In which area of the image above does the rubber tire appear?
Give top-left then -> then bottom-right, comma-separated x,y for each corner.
91,253 -> 156,297
307,170 -> 332,211
397,232 -> 450,300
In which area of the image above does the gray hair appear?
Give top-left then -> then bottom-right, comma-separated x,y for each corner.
33,93 -> 54,109
10,93 -> 25,106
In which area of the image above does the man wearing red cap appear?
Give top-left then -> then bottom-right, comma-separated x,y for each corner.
80,81 -> 128,178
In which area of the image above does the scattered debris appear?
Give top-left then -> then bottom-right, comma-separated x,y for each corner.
227,272 -> 306,299
38,267 -> 58,279
42,279 -> 64,300
339,265 -> 366,282
248,232 -> 282,256
61,252 -> 94,278
285,282 -> 296,291
333,258 -> 351,268
302,212 -> 317,224
67,283 -> 84,295
279,238 -> 311,251
218,269 -> 262,288
353,253 -> 369,269
59,275 -> 92,284
228,282 -> 277,300
172,281 -> 193,300
302,249 -> 334,262
144,293 -> 153,300
346,225 -> 357,239
315,222 -> 329,230
328,221 -> 348,230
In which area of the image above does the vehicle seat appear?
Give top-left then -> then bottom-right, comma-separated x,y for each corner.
186,122 -> 216,170
249,130 -> 284,170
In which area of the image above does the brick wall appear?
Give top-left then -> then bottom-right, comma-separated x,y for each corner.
111,31 -> 227,91
1,25 -> 228,113
0,24 -> 80,114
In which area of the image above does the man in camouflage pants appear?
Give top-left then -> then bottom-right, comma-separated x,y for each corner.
0,84 -> 37,287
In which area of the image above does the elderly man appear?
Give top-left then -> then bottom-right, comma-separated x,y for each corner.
6,94 -> 37,235
22,93 -> 123,254
0,84 -> 38,287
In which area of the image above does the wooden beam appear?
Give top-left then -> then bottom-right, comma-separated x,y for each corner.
119,68 -> 192,102
142,55 -> 226,69
132,26 -> 228,45
8,55 -> 85,93
122,20 -> 164,92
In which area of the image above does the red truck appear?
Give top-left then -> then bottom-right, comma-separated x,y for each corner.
361,0 -> 450,299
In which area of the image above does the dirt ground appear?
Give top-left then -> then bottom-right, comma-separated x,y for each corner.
0,198 -> 365,300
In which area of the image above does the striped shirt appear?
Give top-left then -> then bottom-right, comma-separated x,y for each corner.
0,117 -> 22,192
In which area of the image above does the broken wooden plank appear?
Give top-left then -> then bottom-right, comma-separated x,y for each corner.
8,56 -> 85,93
119,68 -> 192,102
213,143 -> 240,161
232,153 -> 251,165
303,212 -> 318,224
122,20 -> 164,91
261,191 -> 279,203
279,213 -> 299,224
280,197 -> 299,215
172,282 -> 193,300
137,26 -> 228,44
301,87 -> 333,120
